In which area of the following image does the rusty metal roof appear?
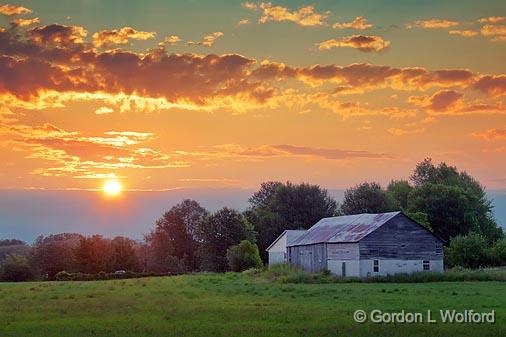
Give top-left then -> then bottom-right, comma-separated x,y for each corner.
288,212 -> 400,246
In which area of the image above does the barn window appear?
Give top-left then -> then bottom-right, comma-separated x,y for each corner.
423,260 -> 430,271
373,259 -> 379,273
435,246 -> 442,254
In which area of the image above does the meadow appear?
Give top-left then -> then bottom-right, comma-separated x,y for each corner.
0,273 -> 505,337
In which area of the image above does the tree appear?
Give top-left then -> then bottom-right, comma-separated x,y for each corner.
445,233 -> 490,269
110,236 -> 141,272
197,208 -> 254,272
491,239 -> 506,266
0,254 -> 35,282
407,158 -> 503,244
341,182 -> 398,215
0,239 -> 30,264
227,240 -> 263,272
245,181 -> 338,261
153,199 -> 208,270
30,233 -> 82,279
386,180 -> 413,210
74,235 -> 112,274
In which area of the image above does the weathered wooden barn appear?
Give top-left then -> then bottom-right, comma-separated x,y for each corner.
266,230 -> 306,265
286,212 -> 444,277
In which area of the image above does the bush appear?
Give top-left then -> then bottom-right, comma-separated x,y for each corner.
227,240 -> 263,272
445,233 -> 490,268
0,254 -> 35,282
491,239 -> 506,266
55,270 -> 72,281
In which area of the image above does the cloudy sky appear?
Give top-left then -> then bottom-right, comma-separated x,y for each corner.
0,0 -> 505,193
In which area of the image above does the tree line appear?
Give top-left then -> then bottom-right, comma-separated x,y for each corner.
1,158 -> 505,281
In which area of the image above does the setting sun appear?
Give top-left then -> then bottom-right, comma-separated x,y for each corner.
103,180 -> 122,196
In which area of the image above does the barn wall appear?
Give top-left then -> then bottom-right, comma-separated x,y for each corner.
359,213 -> 443,261
268,251 -> 286,265
360,259 -> 444,277
288,243 -> 327,273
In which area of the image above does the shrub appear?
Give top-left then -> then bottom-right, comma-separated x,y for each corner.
491,238 -> 506,266
0,254 -> 35,282
445,233 -> 490,268
55,271 -> 72,281
226,240 -> 263,272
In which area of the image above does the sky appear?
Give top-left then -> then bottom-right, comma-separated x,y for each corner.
0,1 -> 506,240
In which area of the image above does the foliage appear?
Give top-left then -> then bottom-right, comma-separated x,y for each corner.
445,233 -> 490,269
0,254 -> 35,282
74,235 -> 112,274
407,158 -> 503,244
341,182 -> 398,215
491,238 -> 506,266
197,208 -> 254,272
386,180 -> 413,210
245,181 -> 338,261
109,236 -> 141,272
151,199 -> 208,271
30,233 -> 83,279
226,240 -> 262,272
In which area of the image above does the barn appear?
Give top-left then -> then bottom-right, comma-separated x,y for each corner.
266,230 -> 306,265
286,212 -> 444,277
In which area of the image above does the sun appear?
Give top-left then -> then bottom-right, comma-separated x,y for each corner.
103,180 -> 122,196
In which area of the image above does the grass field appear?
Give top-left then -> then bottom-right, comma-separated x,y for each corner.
0,273 -> 505,337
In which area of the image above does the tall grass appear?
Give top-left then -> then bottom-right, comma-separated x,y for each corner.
247,264 -> 506,283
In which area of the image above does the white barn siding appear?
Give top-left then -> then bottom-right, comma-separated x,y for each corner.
360,259 -> 444,277
326,243 -> 360,277
267,230 -> 306,265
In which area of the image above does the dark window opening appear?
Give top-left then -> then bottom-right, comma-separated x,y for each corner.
373,259 -> 379,273
423,260 -> 430,271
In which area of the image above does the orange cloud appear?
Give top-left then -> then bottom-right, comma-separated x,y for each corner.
474,75 -> 506,97
0,4 -> 31,16
478,16 -> 506,24
480,24 -> 506,41
448,29 -> 478,37
92,27 -> 156,48
186,32 -> 223,47
317,35 -> 390,52
11,17 -> 40,27
161,35 -> 181,45
332,16 -> 373,30
237,18 -> 251,26
471,128 -> 506,141
409,90 -> 506,115
2,120 -> 187,178
29,24 -> 88,46
243,1 -> 329,27
406,19 -> 459,29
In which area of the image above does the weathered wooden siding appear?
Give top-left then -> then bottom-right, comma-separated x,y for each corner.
327,243 -> 359,260
359,213 -> 443,260
288,243 -> 327,273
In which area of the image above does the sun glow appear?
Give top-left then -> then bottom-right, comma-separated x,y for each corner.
103,180 -> 122,196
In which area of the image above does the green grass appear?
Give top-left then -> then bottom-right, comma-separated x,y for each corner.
0,273 -> 505,336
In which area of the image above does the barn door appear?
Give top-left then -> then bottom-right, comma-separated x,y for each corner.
342,262 -> 346,277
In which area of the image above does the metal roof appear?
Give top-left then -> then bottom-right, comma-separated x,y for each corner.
266,230 -> 306,251
288,212 -> 401,246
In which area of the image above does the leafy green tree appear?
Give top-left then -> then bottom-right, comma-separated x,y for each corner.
144,229 -> 173,273
491,238 -> 506,266
110,236 -> 141,272
445,233 -> 490,268
245,181 -> 338,261
30,233 -> 82,279
74,235 -> 112,274
387,180 -> 413,210
0,254 -> 35,282
227,240 -> 263,272
341,182 -> 398,215
153,199 -> 208,270
197,208 -> 254,272
407,158 -> 503,243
